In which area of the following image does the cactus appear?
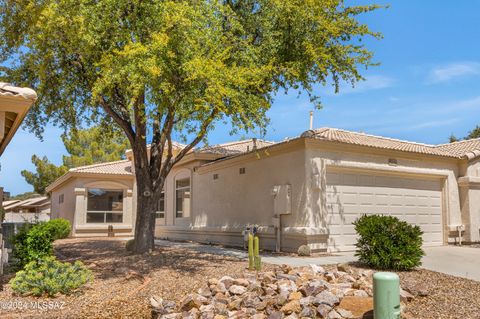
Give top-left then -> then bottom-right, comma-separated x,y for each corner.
254,235 -> 261,271
248,233 -> 254,270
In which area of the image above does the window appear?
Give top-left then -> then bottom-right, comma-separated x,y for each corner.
86,188 -> 123,223
59,194 -> 64,204
175,178 -> 191,218
155,191 -> 165,219
239,167 -> 246,174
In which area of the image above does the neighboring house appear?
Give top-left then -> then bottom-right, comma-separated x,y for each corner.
2,196 -> 50,223
0,82 -> 37,212
47,128 -> 480,252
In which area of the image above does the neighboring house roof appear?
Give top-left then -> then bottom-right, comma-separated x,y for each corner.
3,196 -> 50,211
0,83 -> 37,156
197,139 -> 276,156
302,128 -> 474,159
2,199 -> 20,207
435,138 -> 480,160
46,160 -> 133,193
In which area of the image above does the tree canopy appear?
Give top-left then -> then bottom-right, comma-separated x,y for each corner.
449,125 -> 480,143
1,0 -> 382,252
21,126 -> 129,194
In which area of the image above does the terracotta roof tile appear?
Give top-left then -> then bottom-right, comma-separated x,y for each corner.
69,160 -> 133,175
0,82 -> 37,101
198,139 -> 276,156
302,128 -> 456,157
435,138 -> 480,159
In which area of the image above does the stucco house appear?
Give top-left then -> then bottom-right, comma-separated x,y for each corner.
47,128 -> 480,252
2,196 -> 50,223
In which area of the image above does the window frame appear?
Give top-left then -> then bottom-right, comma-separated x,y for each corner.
86,188 -> 124,224
155,190 -> 165,219
175,177 -> 191,219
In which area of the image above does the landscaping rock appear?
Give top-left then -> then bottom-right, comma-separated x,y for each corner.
316,290 -> 340,307
229,285 -> 247,295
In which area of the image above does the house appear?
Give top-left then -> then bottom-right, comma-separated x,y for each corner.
0,82 -> 37,212
2,197 -> 50,223
47,128 -> 480,252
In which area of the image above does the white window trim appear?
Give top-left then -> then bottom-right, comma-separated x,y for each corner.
85,188 -> 125,224
175,176 -> 191,219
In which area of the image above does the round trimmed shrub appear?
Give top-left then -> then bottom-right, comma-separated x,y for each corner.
10,256 -> 93,297
43,218 -> 71,240
353,214 -> 424,271
126,239 -> 135,252
297,245 -> 311,256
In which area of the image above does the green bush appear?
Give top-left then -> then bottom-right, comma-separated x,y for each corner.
353,215 -> 424,271
126,239 -> 135,252
43,219 -> 71,240
10,256 -> 93,297
13,219 -> 70,268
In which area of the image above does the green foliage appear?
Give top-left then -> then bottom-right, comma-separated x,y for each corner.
20,126 -> 128,195
353,215 -> 424,271
449,125 -> 480,143
43,219 -> 71,240
1,0 -> 383,252
125,239 -> 135,252
21,155 -> 68,195
10,256 -> 93,297
13,219 -> 71,268
297,245 -> 311,256
10,192 -> 42,201
14,223 -> 53,268
61,126 -> 129,168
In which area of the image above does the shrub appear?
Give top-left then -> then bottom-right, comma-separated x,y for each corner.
10,256 -> 93,297
43,219 -> 71,240
353,214 -> 424,271
126,239 -> 135,252
297,245 -> 311,256
13,223 -> 52,268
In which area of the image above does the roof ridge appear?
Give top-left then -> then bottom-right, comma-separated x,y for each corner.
321,127 -> 438,148
69,159 -> 130,172
436,137 -> 480,147
203,138 -> 275,148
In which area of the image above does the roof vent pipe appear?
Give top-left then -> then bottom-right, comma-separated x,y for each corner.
309,111 -> 314,130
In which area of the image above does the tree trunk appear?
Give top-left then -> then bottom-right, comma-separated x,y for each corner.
131,142 -> 166,254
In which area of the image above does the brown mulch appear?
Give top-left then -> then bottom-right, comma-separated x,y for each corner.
0,238 -> 262,319
0,238 -> 479,318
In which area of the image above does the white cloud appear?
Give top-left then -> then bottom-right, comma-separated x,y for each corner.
324,75 -> 395,95
428,62 -> 480,83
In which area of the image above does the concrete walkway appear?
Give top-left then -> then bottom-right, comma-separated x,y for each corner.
155,240 -> 480,281
422,246 -> 480,281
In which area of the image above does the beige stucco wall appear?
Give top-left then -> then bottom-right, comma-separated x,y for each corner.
154,140 -> 311,252
50,176 -> 134,237
305,139 -> 462,246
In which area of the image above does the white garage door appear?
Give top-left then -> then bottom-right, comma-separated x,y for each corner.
326,169 -> 443,252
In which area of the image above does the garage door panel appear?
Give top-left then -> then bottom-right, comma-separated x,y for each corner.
326,170 -> 443,252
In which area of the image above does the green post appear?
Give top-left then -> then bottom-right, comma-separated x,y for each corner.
373,272 -> 401,319
248,233 -> 254,270
254,235 -> 261,271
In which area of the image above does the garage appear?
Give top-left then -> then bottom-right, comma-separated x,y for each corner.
325,169 -> 444,252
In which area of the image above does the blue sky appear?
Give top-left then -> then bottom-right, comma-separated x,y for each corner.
2,1 -> 480,195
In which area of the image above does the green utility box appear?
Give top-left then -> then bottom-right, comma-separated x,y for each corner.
373,272 -> 401,319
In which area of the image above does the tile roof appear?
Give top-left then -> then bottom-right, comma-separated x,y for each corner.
435,138 -> 480,159
302,128 -> 460,158
0,82 -> 37,101
198,139 -> 276,156
3,196 -> 49,210
69,160 -> 133,175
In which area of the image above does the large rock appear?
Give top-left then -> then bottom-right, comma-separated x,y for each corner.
316,290 -> 340,307
338,296 -> 374,319
229,285 -> 247,295
280,300 -> 301,315
180,294 -> 208,311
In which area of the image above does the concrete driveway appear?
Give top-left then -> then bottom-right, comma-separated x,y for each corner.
422,246 -> 480,281
155,240 -> 480,281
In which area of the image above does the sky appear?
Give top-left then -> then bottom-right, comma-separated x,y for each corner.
2,1 -> 480,195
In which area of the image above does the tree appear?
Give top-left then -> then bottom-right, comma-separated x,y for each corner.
0,1 -> 382,253
21,156 -> 68,195
61,126 -> 129,168
21,126 -> 129,194
449,125 -> 480,142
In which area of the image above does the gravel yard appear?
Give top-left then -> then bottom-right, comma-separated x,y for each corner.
0,238 -> 479,318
